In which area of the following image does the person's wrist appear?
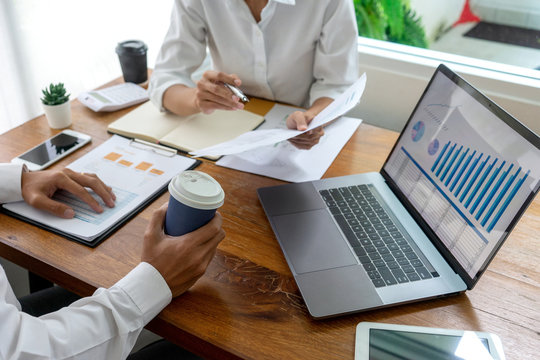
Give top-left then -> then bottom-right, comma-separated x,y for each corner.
304,111 -> 315,122
16,164 -> 30,200
20,164 -> 29,189
191,91 -> 203,114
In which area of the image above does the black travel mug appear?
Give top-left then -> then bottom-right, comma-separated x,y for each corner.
115,40 -> 148,84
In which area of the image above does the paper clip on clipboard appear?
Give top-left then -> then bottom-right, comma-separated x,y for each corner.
129,139 -> 177,157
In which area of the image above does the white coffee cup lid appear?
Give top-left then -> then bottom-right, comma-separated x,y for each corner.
168,170 -> 225,210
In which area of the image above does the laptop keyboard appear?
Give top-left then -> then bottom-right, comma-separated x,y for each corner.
320,184 -> 439,288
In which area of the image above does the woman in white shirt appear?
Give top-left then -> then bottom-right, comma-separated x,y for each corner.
149,0 -> 359,149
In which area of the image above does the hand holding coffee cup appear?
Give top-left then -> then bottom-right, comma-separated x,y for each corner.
165,171 -> 225,236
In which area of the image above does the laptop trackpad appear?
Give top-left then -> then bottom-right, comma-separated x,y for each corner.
272,209 -> 357,274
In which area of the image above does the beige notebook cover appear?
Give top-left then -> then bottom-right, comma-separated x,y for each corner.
107,101 -> 265,157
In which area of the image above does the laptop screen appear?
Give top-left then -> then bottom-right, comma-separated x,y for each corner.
383,66 -> 540,283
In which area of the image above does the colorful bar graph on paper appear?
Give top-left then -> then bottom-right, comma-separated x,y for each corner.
150,168 -> 164,176
104,152 -> 122,162
118,159 -> 133,167
135,162 -> 153,171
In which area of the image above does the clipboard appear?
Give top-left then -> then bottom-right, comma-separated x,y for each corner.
1,181 -> 175,248
1,135 -> 201,247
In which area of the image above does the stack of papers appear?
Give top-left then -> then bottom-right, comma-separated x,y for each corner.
190,73 -> 366,158
216,104 -> 362,182
206,73 -> 368,182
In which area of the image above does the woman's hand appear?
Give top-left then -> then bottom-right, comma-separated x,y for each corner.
286,111 -> 325,150
195,71 -> 245,114
285,97 -> 334,150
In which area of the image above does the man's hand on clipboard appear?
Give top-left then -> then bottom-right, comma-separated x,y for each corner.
21,168 -> 116,219
5,135 -> 200,245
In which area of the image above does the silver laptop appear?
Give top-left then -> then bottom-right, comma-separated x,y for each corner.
257,64 -> 540,319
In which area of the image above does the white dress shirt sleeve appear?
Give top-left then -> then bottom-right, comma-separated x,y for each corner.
0,262 -> 172,360
0,163 -> 25,203
309,0 -> 359,105
148,0 -> 207,111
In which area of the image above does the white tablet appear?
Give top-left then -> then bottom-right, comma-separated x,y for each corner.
355,322 -> 506,360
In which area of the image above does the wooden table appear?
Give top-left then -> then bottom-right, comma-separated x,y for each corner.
1,79 -> 539,360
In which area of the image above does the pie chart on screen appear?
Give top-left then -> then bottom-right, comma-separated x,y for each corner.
411,121 -> 425,142
428,139 -> 439,155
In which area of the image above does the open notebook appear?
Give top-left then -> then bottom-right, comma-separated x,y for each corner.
108,101 -> 265,159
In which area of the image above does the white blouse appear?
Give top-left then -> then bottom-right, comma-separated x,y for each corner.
149,0 -> 359,110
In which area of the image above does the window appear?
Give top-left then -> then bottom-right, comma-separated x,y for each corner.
351,0 -> 540,134
354,0 -> 540,76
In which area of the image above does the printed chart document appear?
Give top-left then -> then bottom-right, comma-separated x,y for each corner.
191,73 -> 366,158
217,104 -> 362,182
107,101 -> 265,159
2,135 -> 198,246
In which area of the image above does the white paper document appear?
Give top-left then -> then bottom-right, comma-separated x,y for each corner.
216,104 -> 362,182
190,73 -> 367,158
3,135 -> 197,243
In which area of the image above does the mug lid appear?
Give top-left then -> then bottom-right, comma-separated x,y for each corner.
115,40 -> 148,55
168,171 -> 225,210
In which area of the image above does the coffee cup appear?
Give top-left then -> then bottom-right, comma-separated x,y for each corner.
165,171 -> 225,236
115,40 -> 148,84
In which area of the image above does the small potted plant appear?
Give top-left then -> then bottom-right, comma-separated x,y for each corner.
41,82 -> 72,129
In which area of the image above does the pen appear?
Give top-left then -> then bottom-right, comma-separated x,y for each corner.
131,138 -> 177,157
224,83 -> 249,102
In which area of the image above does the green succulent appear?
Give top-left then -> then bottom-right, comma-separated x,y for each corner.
354,0 -> 428,48
41,83 -> 70,106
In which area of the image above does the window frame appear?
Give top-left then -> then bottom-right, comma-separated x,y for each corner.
351,37 -> 540,134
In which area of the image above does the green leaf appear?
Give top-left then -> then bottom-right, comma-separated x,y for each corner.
381,0 -> 404,39
387,8 -> 428,48
354,0 -> 428,48
355,0 -> 387,40
41,82 -> 69,105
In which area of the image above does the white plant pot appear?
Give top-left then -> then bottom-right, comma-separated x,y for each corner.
43,101 -> 72,129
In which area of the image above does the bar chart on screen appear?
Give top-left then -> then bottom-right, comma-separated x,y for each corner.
386,128 -> 536,274
384,71 -> 540,278
430,141 -> 531,234
388,147 -> 492,273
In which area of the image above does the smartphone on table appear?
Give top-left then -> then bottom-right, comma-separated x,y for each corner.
11,129 -> 91,171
